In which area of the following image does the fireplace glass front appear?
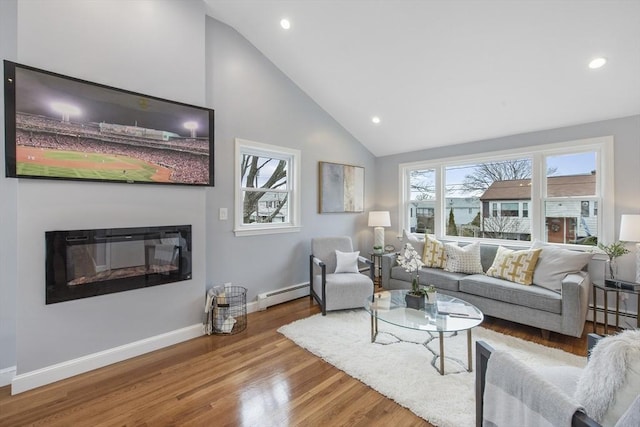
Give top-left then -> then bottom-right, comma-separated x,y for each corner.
46,225 -> 192,304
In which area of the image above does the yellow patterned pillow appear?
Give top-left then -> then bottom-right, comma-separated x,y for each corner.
422,235 -> 448,269
486,246 -> 542,285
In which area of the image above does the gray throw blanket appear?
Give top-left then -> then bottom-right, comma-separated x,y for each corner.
483,350 -> 583,427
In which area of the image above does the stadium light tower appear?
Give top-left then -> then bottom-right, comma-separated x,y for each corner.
51,102 -> 81,123
183,121 -> 198,138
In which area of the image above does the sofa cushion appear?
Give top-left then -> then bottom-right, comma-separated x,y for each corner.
402,229 -> 425,256
531,239 -> 593,293
444,241 -> 484,274
486,246 -> 541,285
422,235 -> 451,268
459,274 -> 562,314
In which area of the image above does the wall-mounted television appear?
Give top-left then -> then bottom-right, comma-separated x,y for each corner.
3,60 -> 214,186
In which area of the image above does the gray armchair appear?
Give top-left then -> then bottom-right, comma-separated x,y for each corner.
476,331 -> 640,427
309,236 -> 374,315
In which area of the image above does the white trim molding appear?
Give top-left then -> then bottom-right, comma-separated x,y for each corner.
0,365 -> 16,387
11,324 -> 203,395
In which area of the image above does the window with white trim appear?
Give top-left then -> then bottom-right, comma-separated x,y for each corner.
234,138 -> 301,236
400,137 -> 614,247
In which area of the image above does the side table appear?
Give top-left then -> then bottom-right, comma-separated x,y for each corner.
592,281 -> 640,334
369,252 -> 383,286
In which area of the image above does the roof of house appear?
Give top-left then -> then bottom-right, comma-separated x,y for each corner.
480,174 -> 596,200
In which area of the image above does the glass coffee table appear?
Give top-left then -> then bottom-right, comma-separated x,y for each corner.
364,289 -> 484,375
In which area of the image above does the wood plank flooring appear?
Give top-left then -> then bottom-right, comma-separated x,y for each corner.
0,297 -> 596,427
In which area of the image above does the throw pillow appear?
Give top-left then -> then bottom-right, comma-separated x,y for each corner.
530,239 -> 593,293
402,229 -> 425,256
422,235 -> 448,269
486,246 -> 542,285
334,250 -> 360,274
444,242 -> 484,274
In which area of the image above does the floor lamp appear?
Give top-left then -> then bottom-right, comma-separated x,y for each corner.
368,211 -> 391,252
619,214 -> 640,283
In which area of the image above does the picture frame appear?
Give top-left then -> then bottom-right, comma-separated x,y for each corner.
319,161 -> 364,213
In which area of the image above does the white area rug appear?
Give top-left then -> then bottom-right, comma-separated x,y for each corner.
278,310 -> 586,427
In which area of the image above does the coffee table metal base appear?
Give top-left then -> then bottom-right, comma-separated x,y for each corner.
370,313 -> 473,375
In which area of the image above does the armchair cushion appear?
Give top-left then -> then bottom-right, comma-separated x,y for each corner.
335,250 -> 360,273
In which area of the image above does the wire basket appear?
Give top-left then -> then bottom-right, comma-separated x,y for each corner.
209,286 -> 247,335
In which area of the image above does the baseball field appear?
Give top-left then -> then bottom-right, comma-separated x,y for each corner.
16,146 -> 172,182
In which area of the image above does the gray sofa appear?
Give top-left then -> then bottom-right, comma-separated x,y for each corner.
381,242 -> 592,338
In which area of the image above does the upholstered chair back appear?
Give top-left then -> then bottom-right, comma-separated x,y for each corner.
312,237 -> 354,274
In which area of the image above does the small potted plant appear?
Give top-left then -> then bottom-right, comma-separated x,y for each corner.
397,243 -> 425,309
598,241 -> 630,279
423,284 -> 437,305
373,245 -> 383,255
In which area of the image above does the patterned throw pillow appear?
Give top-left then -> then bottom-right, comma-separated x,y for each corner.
422,235 -> 447,269
444,242 -> 484,274
486,246 -> 542,285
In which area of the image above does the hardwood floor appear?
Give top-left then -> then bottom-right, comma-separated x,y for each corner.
0,297 -> 596,427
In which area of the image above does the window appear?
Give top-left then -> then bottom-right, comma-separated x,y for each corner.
399,136 -> 614,247
407,168 -> 436,233
235,138 -> 301,236
501,203 -> 519,217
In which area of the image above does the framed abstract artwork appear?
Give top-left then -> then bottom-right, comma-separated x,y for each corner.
319,161 -> 364,213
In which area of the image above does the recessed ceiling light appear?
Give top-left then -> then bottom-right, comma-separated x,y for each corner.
371,116 -> 381,124
588,57 -> 607,69
280,18 -> 291,30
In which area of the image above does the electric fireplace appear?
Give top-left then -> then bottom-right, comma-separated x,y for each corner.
45,225 -> 192,304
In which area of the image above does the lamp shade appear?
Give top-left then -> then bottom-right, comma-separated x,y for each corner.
368,211 -> 391,227
620,214 -> 640,242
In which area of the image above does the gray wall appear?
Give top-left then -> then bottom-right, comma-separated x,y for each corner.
9,0 -> 209,374
0,0 -> 376,377
375,115 -> 640,279
204,18 -> 376,302
0,0 -> 18,373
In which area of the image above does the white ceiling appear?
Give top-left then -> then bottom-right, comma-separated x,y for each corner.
204,0 -> 640,157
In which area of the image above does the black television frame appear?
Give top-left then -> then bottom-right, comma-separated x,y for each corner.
4,60 -> 214,186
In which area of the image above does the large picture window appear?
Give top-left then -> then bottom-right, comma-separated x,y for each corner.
400,137 -> 614,247
234,139 -> 301,236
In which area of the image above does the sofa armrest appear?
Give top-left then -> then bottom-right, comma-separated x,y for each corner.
560,271 -> 592,337
380,253 -> 397,289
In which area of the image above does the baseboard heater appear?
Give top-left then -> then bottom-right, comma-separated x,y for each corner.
257,283 -> 309,310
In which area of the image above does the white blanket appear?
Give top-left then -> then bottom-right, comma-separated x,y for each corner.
483,350 -> 583,427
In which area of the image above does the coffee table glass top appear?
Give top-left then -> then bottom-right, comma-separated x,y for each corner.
364,289 -> 484,333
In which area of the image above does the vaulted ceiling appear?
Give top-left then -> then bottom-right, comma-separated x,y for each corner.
204,0 -> 640,157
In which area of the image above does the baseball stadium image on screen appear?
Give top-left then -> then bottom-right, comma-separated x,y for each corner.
3,60 -> 214,186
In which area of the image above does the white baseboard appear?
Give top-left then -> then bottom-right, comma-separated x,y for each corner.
0,365 -> 16,387
247,300 -> 259,313
11,324 -> 203,395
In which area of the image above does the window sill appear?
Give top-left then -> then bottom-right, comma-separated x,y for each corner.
234,225 -> 301,237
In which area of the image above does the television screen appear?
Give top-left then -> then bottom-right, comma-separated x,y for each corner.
3,60 -> 214,186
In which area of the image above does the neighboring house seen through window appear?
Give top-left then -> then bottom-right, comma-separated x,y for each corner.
400,137 -> 614,247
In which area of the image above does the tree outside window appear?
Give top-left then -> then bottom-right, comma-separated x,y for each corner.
235,139 -> 300,236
